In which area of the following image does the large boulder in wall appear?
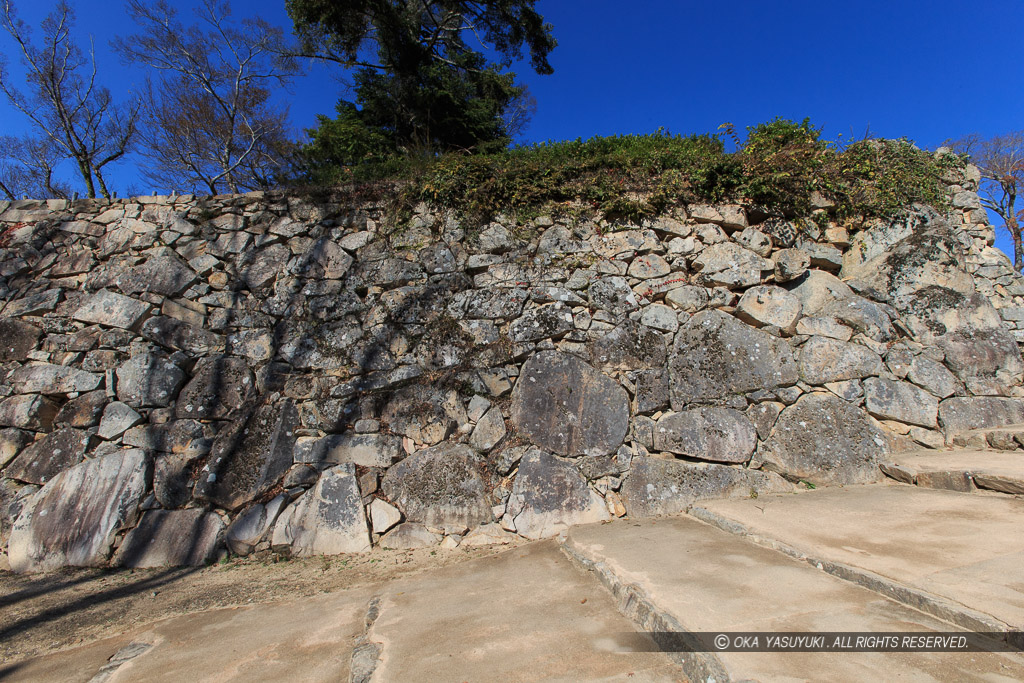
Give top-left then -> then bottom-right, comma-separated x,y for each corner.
668,310 -> 798,408
8,449 -> 149,572
272,465 -> 371,556
760,393 -> 888,486
841,205 -> 1022,387
510,351 -> 629,456
194,398 -> 299,511
504,449 -> 610,539
620,457 -> 793,518
380,443 -> 492,529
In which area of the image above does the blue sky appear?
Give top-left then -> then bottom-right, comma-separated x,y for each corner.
1,0 -> 1022,252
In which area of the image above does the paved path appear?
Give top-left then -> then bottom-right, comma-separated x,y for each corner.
5,480 -> 1024,682
2,543 -> 682,683
696,482 -> 1024,633
566,512 -> 1024,682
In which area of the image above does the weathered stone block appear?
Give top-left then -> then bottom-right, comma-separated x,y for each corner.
97,402 -> 144,440
175,355 -> 254,419
0,394 -> 60,430
139,316 -> 224,355
272,465 -> 371,556
4,427 -> 90,485
378,522 -> 440,549
654,407 -> 757,463
773,248 -> 810,283
692,243 -> 772,289
117,352 -> 186,409
469,408 -> 506,452
589,276 -> 640,316
0,319 -> 42,362
938,396 -> 1024,438
784,270 -> 852,315
116,248 -> 197,297
760,393 -> 888,486
225,494 -> 288,555
798,336 -> 884,385
589,319 -> 667,371
0,428 -> 32,468
509,302 -> 574,342
307,433 -> 402,468
73,290 -> 151,329
510,351 -> 629,457
620,456 -> 792,517
195,399 -> 298,511
8,363 -> 101,395
907,356 -> 959,399
821,297 -> 895,343
381,443 -> 492,529
504,449 -> 609,539
735,285 -> 802,333
114,509 -> 225,568
669,310 -> 798,408
863,378 -> 938,428
8,449 -> 149,572
240,243 -> 290,290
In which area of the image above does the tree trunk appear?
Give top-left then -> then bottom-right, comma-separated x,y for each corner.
1009,213 -> 1023,273
75,158 -> 96,198
95,171 -> 111,200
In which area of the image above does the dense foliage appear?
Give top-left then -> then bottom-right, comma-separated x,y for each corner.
387,118 -> 964,224
297,117 -> 964,226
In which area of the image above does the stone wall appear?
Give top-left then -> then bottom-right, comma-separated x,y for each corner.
2,159 -> 1024,572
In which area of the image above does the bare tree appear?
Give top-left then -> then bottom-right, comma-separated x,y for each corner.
502,87 -> 537,142
949,132 -> 1024,271
115,0 -> 300,194
0,0 -> 139,198
0,134 -> 72,199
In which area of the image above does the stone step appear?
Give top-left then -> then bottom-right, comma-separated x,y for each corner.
563,511 -> 1024,682
879,449 -> 1024,494
951,424 -> 1024,451
693,485 -> 1024,640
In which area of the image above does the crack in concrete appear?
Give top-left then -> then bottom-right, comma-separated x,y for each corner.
88,640 -> 153,683
349,595 -> 383,683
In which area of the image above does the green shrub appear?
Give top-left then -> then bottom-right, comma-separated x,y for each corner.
308,118 -> 964,225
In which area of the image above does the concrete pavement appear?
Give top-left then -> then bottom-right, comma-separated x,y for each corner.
2,542 -> 682,683
565,512 -> 1024,682
695,483 -> 1024,633
5,480 -> 1024,682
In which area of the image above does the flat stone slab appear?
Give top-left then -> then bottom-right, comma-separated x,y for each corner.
698,484 -> 1024,631
368,542 -> 683,682
566,516 -> 1024,682
72,290 -> 150,330
620,456 -> 793,517
8,450 -> 149,572
881,449 -> 1024,495
510,351 -> 629,457
7,364 -> 100,395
